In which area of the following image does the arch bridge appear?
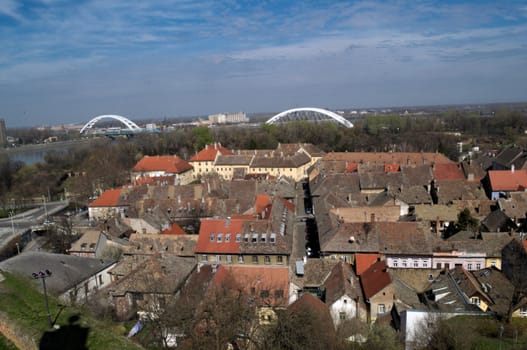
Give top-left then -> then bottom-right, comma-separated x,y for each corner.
265,107 -> 353,128
80,115 -> 143,134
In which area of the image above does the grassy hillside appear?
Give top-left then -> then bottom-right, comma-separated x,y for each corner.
0,272 -> 143,350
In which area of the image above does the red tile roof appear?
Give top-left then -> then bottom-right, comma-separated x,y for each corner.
195,218 -> 251,254
489,170 -> 527,191
213,265 -> 289,307
190,143 -> 233,162
360,260 -> 391,299
384,164 -> 400,173
433,163 -> 465,181
89,188 -> 122,207
289,292 -> 331,317
255,194 -> 272,219
355,253 -> 381,275
132,155 -> 192,174
346,163 -> 358,173
161,223 -> 186,235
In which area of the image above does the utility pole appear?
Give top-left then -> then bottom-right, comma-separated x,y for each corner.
32,270 -> 53,329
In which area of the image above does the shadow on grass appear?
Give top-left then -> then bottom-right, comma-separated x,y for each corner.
40,314 -> 89,350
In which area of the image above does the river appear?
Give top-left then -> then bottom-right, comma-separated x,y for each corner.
1,139 -> 96,165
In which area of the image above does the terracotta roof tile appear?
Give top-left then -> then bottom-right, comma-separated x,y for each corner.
89,188 -> 122,207
195,218 -> 250,254
355,253 -> 381,275
489,169 -> 527,191
360,260 -> 391,299
190,143 -> 233,162
384,164 -> 400,173
433,163 -> 465,181
213,265 -> 289,307
161,222 -> 187,235
132,155 -> 192,174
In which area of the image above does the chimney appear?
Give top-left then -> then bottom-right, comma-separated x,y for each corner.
370,213 -> 375,223
512,165 -> 515,173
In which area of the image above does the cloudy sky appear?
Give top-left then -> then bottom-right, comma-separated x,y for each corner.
1,0 -> 526,127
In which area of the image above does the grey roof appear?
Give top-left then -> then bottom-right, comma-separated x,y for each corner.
0,252 -> 116,294
493,146 -> 526,169
481,210 -> 516,233
215,154 -> 254,166
498,192 -> 527,220
433,180 -> 487,205
250,152 -> 311,168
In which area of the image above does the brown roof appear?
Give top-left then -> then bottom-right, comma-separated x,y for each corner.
250,152 -> 311,168
322,152 -> 454,165
330,206 -> 401,223
360,260 -> 392,299
498,192 -> 527,220
432,163 -> 465,181
324,261 -> 364,306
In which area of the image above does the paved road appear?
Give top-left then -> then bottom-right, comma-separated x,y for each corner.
0,200 -> 70,251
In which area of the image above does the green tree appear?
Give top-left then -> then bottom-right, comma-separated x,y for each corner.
456,208 -> 479,232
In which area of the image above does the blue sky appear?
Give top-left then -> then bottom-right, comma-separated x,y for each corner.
1,0 -> 526,127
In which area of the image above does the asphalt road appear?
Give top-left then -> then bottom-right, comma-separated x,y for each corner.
0,200 -> 70,251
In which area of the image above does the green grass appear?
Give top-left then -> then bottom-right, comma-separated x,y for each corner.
0,272 -> 143,350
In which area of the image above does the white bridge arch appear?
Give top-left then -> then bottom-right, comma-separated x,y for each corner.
266,107 -> 353,128
80,115 -> 142,134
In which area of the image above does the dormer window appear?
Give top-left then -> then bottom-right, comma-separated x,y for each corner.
261,233 -> 267,243
210,234 -> 215,242
244,234 -> 250,243
270,233 -> 276,244
225,233 -> 231,242
235,234 -> 241,242
252,233 -> 258,243
217,234 -> 223,243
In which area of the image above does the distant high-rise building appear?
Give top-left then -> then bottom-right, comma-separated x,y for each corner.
208,112 -> 249,124
0,119 -> 7,148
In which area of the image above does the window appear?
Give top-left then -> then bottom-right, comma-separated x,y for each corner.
225,233 -> 231,242
393,260 -> 398,267
201,254 -> 208,262
491,261 -> 496,267
238,255 -> 244,263
264,256 -> 271,264
402,260 -> 407,267
339,312 -> 346,320
378,304 -> 386,314
227,255 -> 232,263
275,290 -> 284,299
467,263 -> 472,270
99,275 -> 104,285
270,233 -> 276,243
423,261 -> 428,268
217,234 -> 223,243
520,307 -> 527,317
252,255 -> 259,264
476,263 -> 481,270
470,297 -> 480,306
437,263 -> 442,269
252,233 -> 258,243
260,290 -> 270,298
244,234 -> 250,243
209,234 -> 215,242
215,255 -> 220,262
235,234 -> 241,242
414,261 -> 419,268
445,263 -> 450,269
277,256 -> 283,264
261,233 -> 267,243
